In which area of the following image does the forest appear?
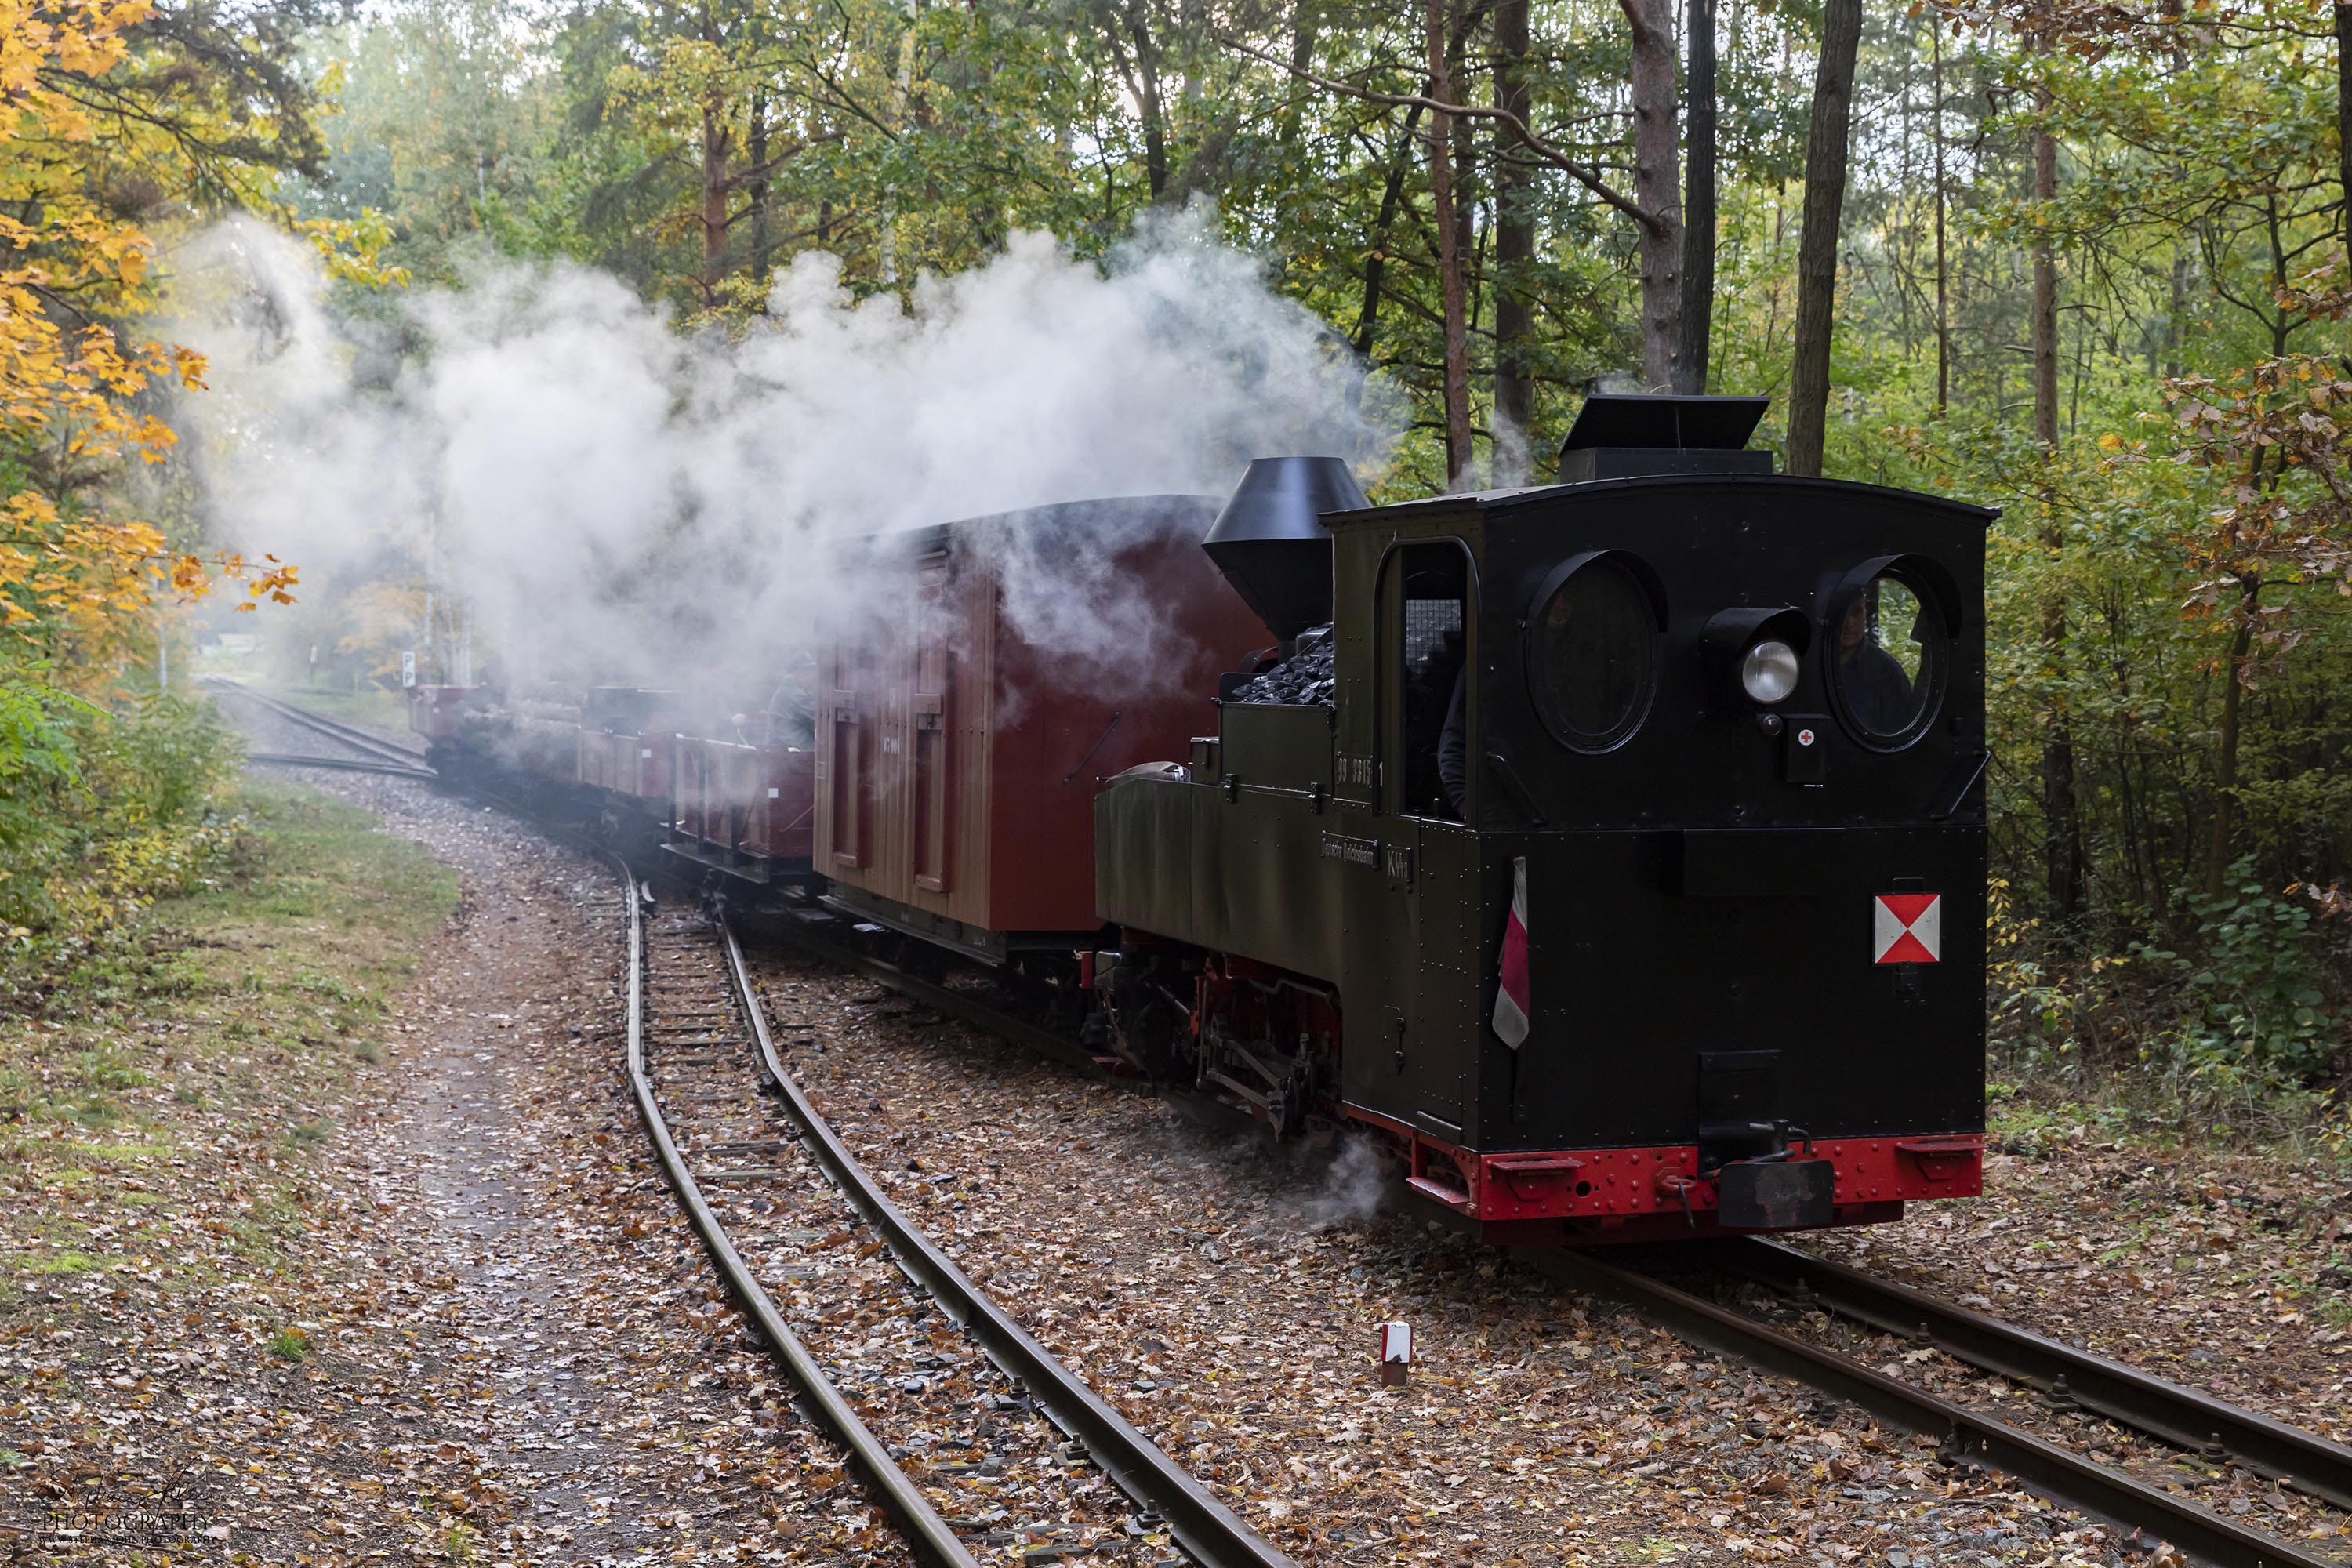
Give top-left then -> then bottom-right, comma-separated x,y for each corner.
2,0 -> 2347,1127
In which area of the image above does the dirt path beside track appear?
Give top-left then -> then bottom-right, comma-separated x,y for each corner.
3,775 -> 883,1566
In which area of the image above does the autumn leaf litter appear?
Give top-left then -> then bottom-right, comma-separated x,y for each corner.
746,945 -> 2345,1568
13,722 -> 2343,1567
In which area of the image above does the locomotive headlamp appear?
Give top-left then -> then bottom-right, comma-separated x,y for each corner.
1740,640 -> 1801,705
1702,606 -> 1809,709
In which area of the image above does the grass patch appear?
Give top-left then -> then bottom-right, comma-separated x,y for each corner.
26,1250 -> 99,1275
1987,1072 -> 2350,1166
2,775 -> 459,1301
267,1326 -> 310,1360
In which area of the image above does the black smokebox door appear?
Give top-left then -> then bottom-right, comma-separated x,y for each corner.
1697,1049 -> 1781,1171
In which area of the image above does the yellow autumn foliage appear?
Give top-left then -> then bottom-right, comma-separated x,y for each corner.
0,0 -> 301,673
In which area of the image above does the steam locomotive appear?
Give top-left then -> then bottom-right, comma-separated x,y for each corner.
412,394 -> 1993,1244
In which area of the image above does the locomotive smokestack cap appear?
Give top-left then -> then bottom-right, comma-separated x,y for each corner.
1558,393 -> 1775,482
1203,456 -> 1370,646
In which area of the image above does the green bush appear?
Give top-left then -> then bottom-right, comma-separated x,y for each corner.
85,690 -> 240,827
0,669 -> 89,883
0,666 -> 244,999
2140,864 -> 2341,1084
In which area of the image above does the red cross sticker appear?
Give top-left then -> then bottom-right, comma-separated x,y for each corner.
1873,893 -> 1941,964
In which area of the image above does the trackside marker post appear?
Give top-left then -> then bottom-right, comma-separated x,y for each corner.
1379,1323 -> 1412,1387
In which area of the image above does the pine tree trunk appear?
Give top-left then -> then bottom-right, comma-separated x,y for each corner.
1286,0 -> 1319,147
748,93 -> 771,291
1130,9 -> 1168,199
1784,0 -> 1862,476
2165,252 -> 2186,379
700,100 -> 731,307
2032,125 -> 2059,452
2038,592 -> 2084,921
1675,0 -> 1718,394
2030,71 -> 2085,923
2203,577 -> 2259,899
2338,4 -> 2352,241
1493,0 -> 1535,437
1931,23 -> 1950,416
1620,0 -> 1684,390
1451,85 -> 1478,368
1426,0 -> 1472,484
1353,106 -> 1425,358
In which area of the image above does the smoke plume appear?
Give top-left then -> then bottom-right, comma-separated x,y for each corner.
172,212 -> 1397,702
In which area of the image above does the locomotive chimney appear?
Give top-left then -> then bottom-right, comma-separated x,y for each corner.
1202,456 -> 1370,650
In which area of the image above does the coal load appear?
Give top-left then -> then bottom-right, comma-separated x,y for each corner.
1230,625 -> 1335,707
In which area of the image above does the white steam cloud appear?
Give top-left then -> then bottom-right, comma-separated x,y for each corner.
172,213 -> 1397,699
1301,1134 -> 1399,1228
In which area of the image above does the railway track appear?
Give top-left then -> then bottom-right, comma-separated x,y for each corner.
201,677 -> 435,771
241,750 -> 441,780
221,682 -> 2352,1568
621,867 -> 1298,1568
762,926 -> 2352,1568
1715,1236 -> 2352,1513
1529,1245 -> 2352,1568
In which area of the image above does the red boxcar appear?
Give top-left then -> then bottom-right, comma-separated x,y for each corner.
814,495 -> 1272,963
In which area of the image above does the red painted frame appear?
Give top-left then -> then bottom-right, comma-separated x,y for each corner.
1347,1104 -> 1981,1245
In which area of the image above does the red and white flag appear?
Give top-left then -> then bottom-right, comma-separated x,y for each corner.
1492,855 -> 1531,1047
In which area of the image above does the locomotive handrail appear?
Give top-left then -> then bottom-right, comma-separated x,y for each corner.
619,865 -> 980,1568
1483,750 -> 1548,826
719,918 -> 1305,1568
1927,748 -> 1991,820
1061,708 -> 1124,786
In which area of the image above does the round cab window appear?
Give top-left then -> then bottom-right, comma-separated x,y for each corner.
1527,557 -> 1657,752
1831,570 -> 1944,745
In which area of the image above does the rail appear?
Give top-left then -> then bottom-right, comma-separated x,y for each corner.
721,919 -> 1302,1568
203,677 -> 431,768
1715,1238 -> 2352,1512
1525,1246 -> 2345,1568
243,750 -> 440,781
619,865 -> 980,1568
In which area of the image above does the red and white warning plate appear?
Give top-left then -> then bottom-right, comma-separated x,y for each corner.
1873,893 -> 1941,964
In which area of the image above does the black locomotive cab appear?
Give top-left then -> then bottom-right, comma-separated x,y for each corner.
1095,395 -> 1993,1243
